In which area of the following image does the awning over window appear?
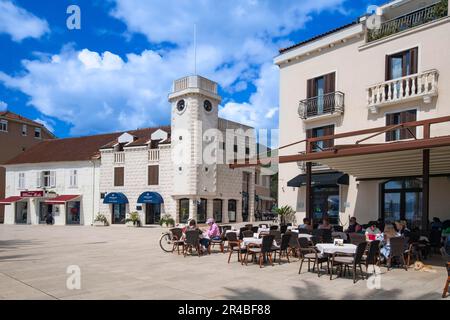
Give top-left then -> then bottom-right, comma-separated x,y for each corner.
44,195 -> 80,205
137,192 -> 164,204
103,192 -> 128,204
0,196 -> 23,205
287,171 -> 349,188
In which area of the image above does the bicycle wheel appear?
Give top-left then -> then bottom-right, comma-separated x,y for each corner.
159,233 -> 174,253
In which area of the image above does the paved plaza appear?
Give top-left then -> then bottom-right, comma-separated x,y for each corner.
0,224 -> 447,300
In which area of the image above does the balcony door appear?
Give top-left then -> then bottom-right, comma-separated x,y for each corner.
307,125 -> 335,152
307,72 -> 335,116
386,48 -> 418,98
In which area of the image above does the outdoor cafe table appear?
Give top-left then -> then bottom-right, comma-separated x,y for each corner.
291,230 -> 313,240
315,243 -> 357,255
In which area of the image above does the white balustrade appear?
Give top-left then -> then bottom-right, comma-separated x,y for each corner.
367,69 -> 438,113
114,152 -> 125,164
148,149 -> 160,163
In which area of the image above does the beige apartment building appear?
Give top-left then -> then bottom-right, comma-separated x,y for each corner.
0,111 -> 54,222
276,0 -> 450,230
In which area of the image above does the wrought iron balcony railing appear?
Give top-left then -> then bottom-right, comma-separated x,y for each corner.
298,91 -> 345,120
367,2 -> 448,43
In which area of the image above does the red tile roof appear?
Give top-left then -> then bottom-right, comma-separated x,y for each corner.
5,126 -> 171,165
0,111 -> 55,137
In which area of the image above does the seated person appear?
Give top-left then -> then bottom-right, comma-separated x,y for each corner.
365,222 -> 381,240
318,217 -> 332,230
345,217 -> 362,233
430,217 -> 443,231
379,224 -> 400,261
395,220 -> 411,238
206,218 -> 221,241
298,218 -> 313,231
185,219 -> 209,253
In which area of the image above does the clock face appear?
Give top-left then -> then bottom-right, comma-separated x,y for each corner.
176,100 -> 185,112
204,100 -> 212,112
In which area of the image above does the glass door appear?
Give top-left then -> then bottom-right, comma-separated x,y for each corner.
112,204 -> 126,224
405,192 -> 422,230
15,201 -> 28,224
311,186 -> 340,225
315,77 -> 325,115
66,201 -> 80,225
145,204 -> 161,224
383,193 -> 401,224
197,199 -> 207,224
213,199 -> 222,223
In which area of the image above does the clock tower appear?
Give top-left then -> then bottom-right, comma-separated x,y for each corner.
168,75 -> 222,204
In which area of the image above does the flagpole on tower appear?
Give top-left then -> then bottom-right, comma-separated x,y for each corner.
193,23 -> 197,76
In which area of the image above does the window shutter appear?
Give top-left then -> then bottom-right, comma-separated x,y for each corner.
36,172 -> 41,188
307,79 -> 315,99
323,125 -> 335,149
50,171 -> 56,187
400,110 -> 417,139
386,113 -> 395,141
324,72 -> 336,94
410,47 -> 418,74
114,167 -> 124,186
148,166 -> 159,185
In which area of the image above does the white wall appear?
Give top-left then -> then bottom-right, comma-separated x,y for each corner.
4,161 -> 99,225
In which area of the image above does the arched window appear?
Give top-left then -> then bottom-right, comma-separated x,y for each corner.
228,199 -> 237,223
179,198 -> 189,223
381,178 -> 422,229
213,199 -> 223,223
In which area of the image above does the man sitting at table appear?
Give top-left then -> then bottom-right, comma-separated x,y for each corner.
365,222 -> 381,240
345,217 -> 362,233
298,217 -> 313,231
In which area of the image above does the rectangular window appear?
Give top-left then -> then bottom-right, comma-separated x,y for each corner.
18,173 -> 25,189
386,110 -> 417,142
41,171 -> 55,187
0,120 -> 7,132
70,169 -> 78,188
35,127 -> 42,139
148,165 -> 159,185
386,48 -> 418,81
22,124 -> 27,136
114,167 -> 124,186
307,125 -> 335,152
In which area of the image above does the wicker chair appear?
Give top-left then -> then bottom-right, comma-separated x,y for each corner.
245,224 -> 253,230
239,227 -> 248,240
274,233 -> 292,264
251,226 -> 259,234
298,237 -> 328,277
443,262 -> 450,298
330,241 -> 367,283
280,225 -> 288,234
259,224 -> 268,228
387,237 -> 408,271
242,230 -> 254,238
269,230 -> 282,245
183,230 -> 201,257
297,228 -> 312,235
226,232 -> 247,264
170,227 -> 185,255
210,227 -> 225,253
362,240 -> 380,273
270,225 -> 279,231
288,233 -> 300,258
244,235 -> 276,268
349,233 -> 366,245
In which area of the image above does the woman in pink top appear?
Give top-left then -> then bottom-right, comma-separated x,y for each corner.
206,218 -> 221,240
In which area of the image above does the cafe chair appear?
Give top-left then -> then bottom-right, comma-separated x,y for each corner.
226,232 -> 247,264
330,242 -> 367,283
244,235 -> 276,268
443,262 -> 450,298
183,230 -> 201,258
298,237 -> 328,277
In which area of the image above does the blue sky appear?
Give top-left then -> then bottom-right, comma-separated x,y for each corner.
0,0 -> 384,139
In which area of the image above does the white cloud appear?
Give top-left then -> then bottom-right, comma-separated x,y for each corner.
0,47 -> 200,135
0,0 -> 49,42
34,118 -> 54,133
0,0 -> 350,137
0,100 -> 7,111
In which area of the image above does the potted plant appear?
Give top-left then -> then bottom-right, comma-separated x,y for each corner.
274,205 -> 296,226
159,214 -> 175,228
94,213 -> 109,226
125,212 -> 141,227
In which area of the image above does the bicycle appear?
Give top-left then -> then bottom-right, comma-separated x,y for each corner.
159,224 -> 186,253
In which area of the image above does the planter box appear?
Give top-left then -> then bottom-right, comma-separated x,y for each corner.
93,221 -> 108,227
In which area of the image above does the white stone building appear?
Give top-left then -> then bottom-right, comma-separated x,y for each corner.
1,75 -> 271,226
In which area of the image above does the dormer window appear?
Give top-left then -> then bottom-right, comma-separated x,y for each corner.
34,127 -> 41,139
0,120 -> 7,132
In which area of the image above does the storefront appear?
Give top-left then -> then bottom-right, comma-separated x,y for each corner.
103,192 -> 128,225
0,196 -> 28,224
43,195 -> 81,225
137,191 -> 164,225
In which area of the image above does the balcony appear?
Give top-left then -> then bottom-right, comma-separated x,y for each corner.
298,91 -> 345,122
148,149 -> 160,163
367,69 -> 439,113
114,152 -> 125,164
367,2 -> 448,43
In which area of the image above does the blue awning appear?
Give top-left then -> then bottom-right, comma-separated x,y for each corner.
103,192 -> 129,204
137,192 -> 164,204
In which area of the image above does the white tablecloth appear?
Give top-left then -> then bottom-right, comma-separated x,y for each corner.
242,237 -> 262,246
316,243 -> 357,255
332,232 -> 348,241
257,228 -> 270,234
297,233 -> 313,240
226,230 -> 239,235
